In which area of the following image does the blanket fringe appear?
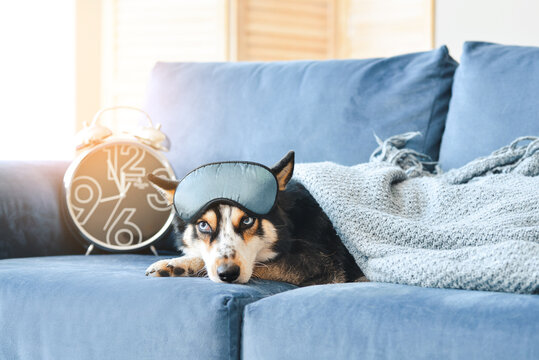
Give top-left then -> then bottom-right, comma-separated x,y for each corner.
443,136 -> 539,184
369,132 -> 437,178
370,132 -> 539,184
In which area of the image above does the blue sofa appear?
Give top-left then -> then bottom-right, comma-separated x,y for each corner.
1,42 -> 538,360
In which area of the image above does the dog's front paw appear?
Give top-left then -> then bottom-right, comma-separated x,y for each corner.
145,259 -> 176,277
145,256 -> 205,277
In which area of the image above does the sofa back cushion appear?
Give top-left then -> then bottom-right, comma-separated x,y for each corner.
439,42 -> 539,170
0,161 -> 83,259
145,47 -> 457,177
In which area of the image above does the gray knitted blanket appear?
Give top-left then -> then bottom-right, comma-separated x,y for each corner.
293,133 -> 539,294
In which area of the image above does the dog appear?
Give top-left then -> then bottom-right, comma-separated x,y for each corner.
145,151 -> 365,286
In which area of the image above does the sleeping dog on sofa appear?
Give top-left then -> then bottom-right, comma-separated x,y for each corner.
145,151 -> 364,286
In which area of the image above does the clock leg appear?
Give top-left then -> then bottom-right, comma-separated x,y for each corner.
85,244 -> 95,256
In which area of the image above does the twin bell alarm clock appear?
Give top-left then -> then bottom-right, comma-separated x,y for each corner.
63,106 -> 176,254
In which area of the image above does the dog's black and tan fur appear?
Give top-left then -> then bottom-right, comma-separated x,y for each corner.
145,151 -> 364,286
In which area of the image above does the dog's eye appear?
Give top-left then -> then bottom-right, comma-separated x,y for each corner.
240,216 -> 254,228
197,221 -> 212,234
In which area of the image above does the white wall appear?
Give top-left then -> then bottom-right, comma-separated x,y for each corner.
435,0 -> 539,61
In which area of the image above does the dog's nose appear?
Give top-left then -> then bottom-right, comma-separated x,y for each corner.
217,264 -> 240,283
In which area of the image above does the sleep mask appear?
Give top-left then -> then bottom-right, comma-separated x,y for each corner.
148,151 -> 295,222
174,162 -> 278,221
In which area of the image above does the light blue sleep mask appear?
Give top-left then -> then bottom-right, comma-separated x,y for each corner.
173,162 -> 279,222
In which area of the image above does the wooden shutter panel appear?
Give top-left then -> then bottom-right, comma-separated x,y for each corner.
233,0 -> 337,61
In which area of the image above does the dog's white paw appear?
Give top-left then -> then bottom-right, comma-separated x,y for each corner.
145,256 -> 206,277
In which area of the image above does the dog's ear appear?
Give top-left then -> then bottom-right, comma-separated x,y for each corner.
271,151 -> 295,191
148,173 -> 179,205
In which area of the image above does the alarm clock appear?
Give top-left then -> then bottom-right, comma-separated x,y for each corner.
64,106 -> 176,254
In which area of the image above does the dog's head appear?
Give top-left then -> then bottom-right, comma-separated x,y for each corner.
149,151 -> 294,283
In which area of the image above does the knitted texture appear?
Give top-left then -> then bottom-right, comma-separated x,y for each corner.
293,133 -> 539,294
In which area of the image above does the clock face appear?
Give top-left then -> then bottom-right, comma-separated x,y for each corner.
65,140 -> 175,251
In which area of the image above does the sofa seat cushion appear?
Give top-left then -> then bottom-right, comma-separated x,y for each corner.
0,255 -> 296,360
145,47 -> 457,177
242,282 -> 539,360
439,41 -> 539,170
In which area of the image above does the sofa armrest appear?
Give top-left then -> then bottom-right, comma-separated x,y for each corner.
0,161 -> 83,259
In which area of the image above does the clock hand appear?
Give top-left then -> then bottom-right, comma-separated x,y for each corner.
123,181 -> 132,196
103,195 -> 124,231
107,159 -> 124,194
120,171 -> 127,196
102,182 -> 131,231
100,194 -> 125,202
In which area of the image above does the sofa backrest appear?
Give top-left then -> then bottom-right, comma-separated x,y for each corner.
145,47 -> 457,177
0,161 -> 83,259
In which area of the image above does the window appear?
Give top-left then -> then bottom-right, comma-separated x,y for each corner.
0,0 -> 75,160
